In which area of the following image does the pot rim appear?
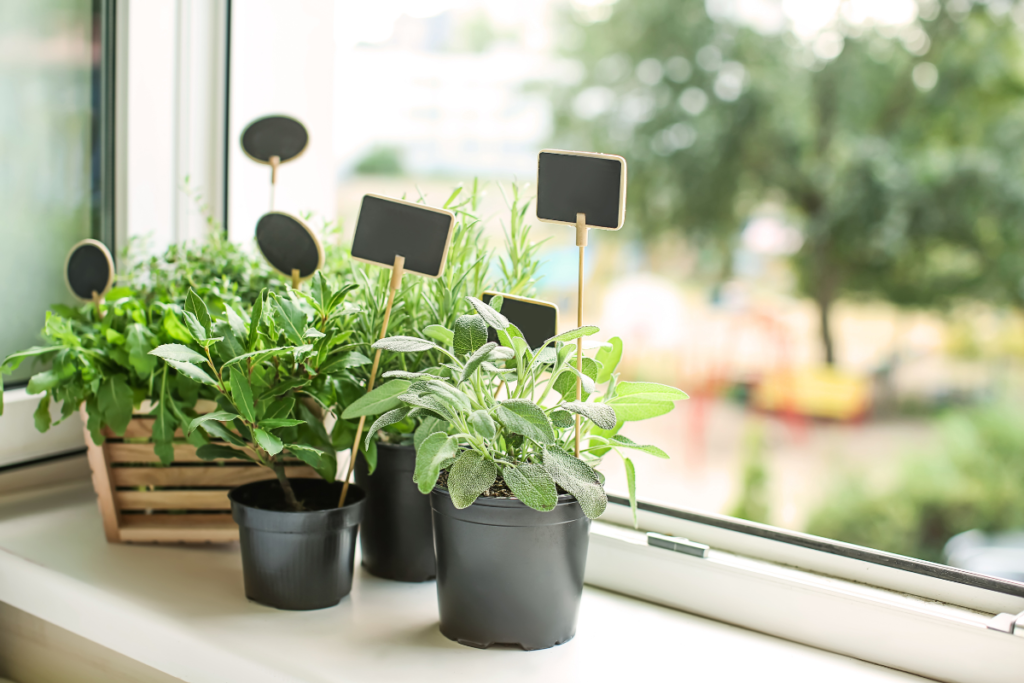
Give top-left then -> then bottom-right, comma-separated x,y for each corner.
230,478 -> 365,533
430,484 -> 579,508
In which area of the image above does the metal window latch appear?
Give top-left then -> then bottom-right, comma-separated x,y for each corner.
987,609 -> 1024,636
647,532 -> 709,558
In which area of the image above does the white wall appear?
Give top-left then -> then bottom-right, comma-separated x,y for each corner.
228,0 -> 335,243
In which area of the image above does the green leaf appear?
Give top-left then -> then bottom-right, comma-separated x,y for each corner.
468,410 -> 496,440
414,432 -> 458,494
448,450 -> 497,508
85,397 -> 104,445
341,380 -> 411,419
362,439 -> 378,477
503,462 -> 557,511
414,417 -> 448,451
224,304 -> 247,340
424,324 -> 454,346
543,325 -> 600,345
182,311 -> 209,344
559,401 -> 617,430
152,400 -> 175,466
624,456 -> 637,526
307,271 -> 329,314
98,375 -> 133,436
466,296 -> 509,330
287,444 -> 335,482
229,370 -> 256,423
543,447 -> 607,519
126,324 -> 157,376
253,428 -> 283,456
595,336 -> 622,384
453,314 -> 488,355
196,443 -> 249,462
187,411 -> 242,435
372,336 -> 437,353
220,346 -> 293,369
321,351 -> 372,373
487,294 -> 503,312
398,380 -> 472,421
163,358 -> 216,386
248,289 -> 266,351
550,410 -> 574,429
150,344 -> 207,365
27,370 -> 61,395
382,370 -> 443,381
33,394 -> 51,432
606,396 -> 675,422
496,400 -> 555,445
610,434 -> 669,459
1,346 -> 61,375
304,328 -> 325,339
553,357 -> 598,401
363,407 -> 411,450
259,418 -> 307,429
273,294 -> 308,344
184,289 -> 212,336
262,397 -> 295,421
259,377 -> 309,400
460,342 -> 497,383
197,419 -> 247,447
614,382 -> 689,402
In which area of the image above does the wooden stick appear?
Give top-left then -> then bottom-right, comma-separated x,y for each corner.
269,155 -> 280,211
338,254 -> 406,507
291,268 -> 301,290
575,213 -> 588,459
91,290 -> 104,321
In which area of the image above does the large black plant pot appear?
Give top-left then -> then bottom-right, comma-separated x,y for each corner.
355,442 -> 436,582
430,486 -> 591,650
229,478 -> 365,610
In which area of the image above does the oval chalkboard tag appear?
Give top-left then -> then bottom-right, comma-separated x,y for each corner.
482,292 -> 558,350
241,115 -> 309,165
65,239 -> 114,301
351,194 -> 455,279
255,212 -> 324,283
536,149 -> 627,230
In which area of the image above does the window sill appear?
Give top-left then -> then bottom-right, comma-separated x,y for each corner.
0,481 -> 925,682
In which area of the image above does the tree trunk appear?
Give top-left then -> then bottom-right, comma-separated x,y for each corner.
818,296 -> 836,367
273,460 -> 304,511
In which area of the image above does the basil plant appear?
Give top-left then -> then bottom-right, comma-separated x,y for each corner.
345,296 -> 688,522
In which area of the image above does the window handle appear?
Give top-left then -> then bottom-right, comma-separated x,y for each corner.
987,608 -> 1024,637
647,532 -> 709,558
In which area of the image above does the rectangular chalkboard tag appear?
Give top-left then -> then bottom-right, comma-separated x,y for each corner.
482,292 -> 558,350
536,149 -> 627,230
351,194 -> 456,278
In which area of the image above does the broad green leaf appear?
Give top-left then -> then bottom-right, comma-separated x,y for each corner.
196,443 -> 249,462
424,324 -> 454,346
543,447 -> 607,519
304,328 -> 325,339
224,304 -> 247,340
229,371 -> 256,423
398,380 -> 472,420
33,394 -> 51,432
126,324 -> 157,376
448,450 -> 497,508
414,416 -> 447,451
259,377 -> 309,400
364,407 -> 410,450
150,344 -> 207,365
198,419 -> 247,447
341,380 -> 411,419
614,382 -> 689,402
453,314 -> 488,355
382,370 -> 443,381
248,289 -> 266,351
253,428 -> 283,456
187,410 -> 242,435
487,294 -> 503,312
287,444 -> 336,482
27,370 -> 61,395
610,434 -> 669,459
466,296 -> 509,330
273,294 -> 308,344
413,432 -> 458,494
1,346 -> 61,374
372,336 -> 437,353
543,325 -> 600,345
321,351 -> 372,373
468,410 -> 496,440
559,401 -> 617,430
595,336 -> 622,384
98,374 -> 133,436
85,397 -> 104,445
184,289 -> 212,336
262,397 -> 295,421
182,311 -> 209,344
152,400 -> 175,466
503,462 -> 557,511
496,400 -> 555,445
624,456 -> 637,526
553,356 -> 598,401
606,396 -> 675,422
307,272 -> 329,314
550,410 -> 574,429
460,342 -> 497,383
259,418 -> 307,429
220,346 -> 293,369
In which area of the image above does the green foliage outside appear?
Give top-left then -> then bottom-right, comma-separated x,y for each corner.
806,402 -> 1024,563
551,0 -> 1024,365
729,422 -> 771,525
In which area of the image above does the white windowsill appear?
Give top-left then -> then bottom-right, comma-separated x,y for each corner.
0,480 -> 925,683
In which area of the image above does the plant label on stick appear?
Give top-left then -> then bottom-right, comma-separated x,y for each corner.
241,115 -> 309,210
255,212 -> 324,289
536,149 -> 627,458
481,292 -> 558,350
339,194 -> 456,507
65,238 -> 114,320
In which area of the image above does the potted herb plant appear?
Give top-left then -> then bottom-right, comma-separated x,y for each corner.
362,295 -> 687,649
148,274 -> 370,610
333,182 -> 544,583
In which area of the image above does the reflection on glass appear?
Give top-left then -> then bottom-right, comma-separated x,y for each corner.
0,0 -> 99,382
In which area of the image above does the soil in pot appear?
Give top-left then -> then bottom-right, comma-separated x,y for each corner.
355,442 -> 436,582
430,481 -> 590,650
230,478 -> 366,611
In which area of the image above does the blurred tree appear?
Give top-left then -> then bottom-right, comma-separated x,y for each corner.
551,0 -> 1024,365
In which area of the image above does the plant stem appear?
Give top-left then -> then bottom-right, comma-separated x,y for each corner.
272,458 -> 303,511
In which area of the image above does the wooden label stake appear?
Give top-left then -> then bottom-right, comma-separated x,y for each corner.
290,268 -> 300,290
269,155 -> 280,211
575,213 -> 588,458
339,254 -> 405,507
92,290 -> 104,321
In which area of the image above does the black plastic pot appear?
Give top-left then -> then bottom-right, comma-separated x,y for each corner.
229,478 -> 366,610
430,487 -> 591,650
354,442 -> 436,582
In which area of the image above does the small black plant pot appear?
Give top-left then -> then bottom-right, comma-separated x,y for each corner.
430,487 -> 591,650
229,478 -> 366,611
355,442 -> 436,582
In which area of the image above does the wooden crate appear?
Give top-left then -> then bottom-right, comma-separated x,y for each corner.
83,406 -> 316,544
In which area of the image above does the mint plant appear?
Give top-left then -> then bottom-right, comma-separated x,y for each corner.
148,274 -> 365,512
345,296 -> 687,522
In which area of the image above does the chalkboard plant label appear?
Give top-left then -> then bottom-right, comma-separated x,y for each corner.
255,211 -> 324,287
241,115 -> 308,169
481,291 -> 558,350
65,238 -> 114,301
536,149 -> 627,231
350,194 -> 456,278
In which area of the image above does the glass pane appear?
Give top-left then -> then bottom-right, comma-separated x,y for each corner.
0,0 -> 99,383
333,1 -> 1024,584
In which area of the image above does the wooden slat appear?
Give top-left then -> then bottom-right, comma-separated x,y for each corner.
118,514 -> 238,543
119,513 -> 234,527
111,465 -> 315,488
105,442 -> 255,463
115,490 -> 232,511
102,419 -> 185,440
